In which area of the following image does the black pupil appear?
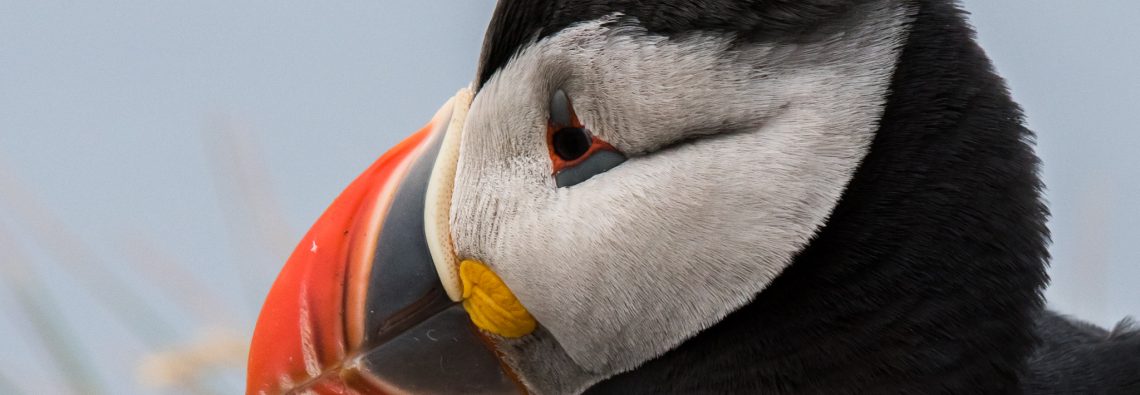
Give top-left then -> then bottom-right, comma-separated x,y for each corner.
552,128 -> 592,161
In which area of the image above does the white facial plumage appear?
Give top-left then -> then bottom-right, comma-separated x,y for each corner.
449,1 -> 914,393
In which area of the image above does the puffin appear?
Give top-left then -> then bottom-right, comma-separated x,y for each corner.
247,0 -> 1140,394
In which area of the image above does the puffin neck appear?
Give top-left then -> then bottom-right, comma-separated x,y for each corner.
586,1 -> 1050,394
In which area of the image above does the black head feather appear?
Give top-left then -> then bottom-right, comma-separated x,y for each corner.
475,0 -> 867,90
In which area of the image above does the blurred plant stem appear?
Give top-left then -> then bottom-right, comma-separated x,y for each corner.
0,117 -> 301,393
138,329 -> 246,395
200,116 -> 295,313
0,165 -> 177,347
121,236 -> 241,327
0,224 -> 107,395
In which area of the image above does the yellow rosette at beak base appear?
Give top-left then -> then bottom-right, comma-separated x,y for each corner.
459,260 -> 537,338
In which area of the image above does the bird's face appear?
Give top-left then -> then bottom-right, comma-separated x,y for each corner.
248,1 -> 913,394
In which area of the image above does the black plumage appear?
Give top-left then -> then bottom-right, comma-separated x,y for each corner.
478,0 -> 1140,393
1026,311 -> 1140,393
476,0 -> 871,90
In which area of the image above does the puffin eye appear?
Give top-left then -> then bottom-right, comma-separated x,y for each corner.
547,89 -> 627,188
551,127 -> 592,161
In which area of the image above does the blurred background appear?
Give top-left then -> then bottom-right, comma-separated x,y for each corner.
1,1 -> 1137,393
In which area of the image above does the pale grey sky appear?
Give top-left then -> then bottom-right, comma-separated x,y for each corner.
1,1 -> 1136,394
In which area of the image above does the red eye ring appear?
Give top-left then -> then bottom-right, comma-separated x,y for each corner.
547,127 -> 618,174
546,94 -> 618,174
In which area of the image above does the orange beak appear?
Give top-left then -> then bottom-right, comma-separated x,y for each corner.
246,91 -> 523,394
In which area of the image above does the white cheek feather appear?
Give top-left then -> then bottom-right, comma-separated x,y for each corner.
451,1 -> 915,393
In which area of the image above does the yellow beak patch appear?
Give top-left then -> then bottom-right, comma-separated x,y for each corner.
459,260 -> 537,338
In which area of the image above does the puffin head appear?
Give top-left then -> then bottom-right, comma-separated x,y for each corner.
248,1 -> 1049,393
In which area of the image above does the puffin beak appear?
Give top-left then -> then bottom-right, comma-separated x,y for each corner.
247,89 -> 524,394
